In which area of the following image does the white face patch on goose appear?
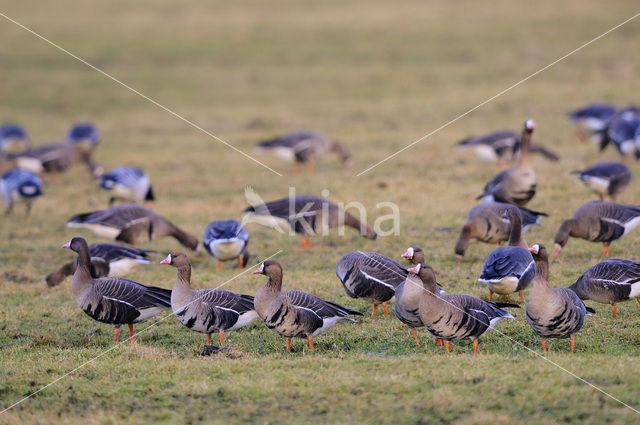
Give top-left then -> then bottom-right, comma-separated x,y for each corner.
525,119 -> 535,130
160,254 -> 172,264
408,263 -> 421,274
530,244 -> 540,255
405,247 -> 414,258
253,263 -> 265,274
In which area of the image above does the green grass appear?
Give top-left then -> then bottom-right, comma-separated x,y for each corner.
2,0 -> 640,423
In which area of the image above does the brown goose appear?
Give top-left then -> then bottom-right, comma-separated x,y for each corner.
476,120 -> 537,206
253,260 -> 362,351
455,202 -> 546,263
67,203 -> 199,251
554,201 -> 640,258
160,252 -> 259,354
63,237 -> 171,342
526,244 -> 588,353
18,143 -> 102,178
572,162 -> 631,201
569,259 -> 640,318
410,262 -> 514,354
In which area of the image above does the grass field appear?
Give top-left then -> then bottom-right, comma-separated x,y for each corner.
2,1 -> 640,423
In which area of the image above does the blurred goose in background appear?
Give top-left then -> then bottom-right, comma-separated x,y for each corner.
63,237 -> 171,343
527,244 -> 588,353
599,108 -> 640,159
572,162 -> 631,201
0,168 -> 42,214
203,220 -> 250,271
18,143 -> 102,178
567,103 -> 617,142
100,166 -> 154,205
67,203 -> 199,251
477,120 -> 537,206
455,202 -> 546,263
253,260 -> 362,351
67,123 -> 100,152
0,124 -> 30,154
554,200 -> 640,258
46,243 -> 154,287
254,130 -> 352,173
161,252 -> 258,355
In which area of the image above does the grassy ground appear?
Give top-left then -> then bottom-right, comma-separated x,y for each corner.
2,0 -> 640,423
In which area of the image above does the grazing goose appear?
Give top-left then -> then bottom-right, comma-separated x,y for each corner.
46,243 -> 154,287
0,168 -> 42,214
63,237 -> 171,342
253,260 -> 362,351
203,220 -> 250,271
0,124 -> 30,154
161,252 -> 259,354
254,130 -> 352,173
455,202 -> 546,263
410,262 -> 514,354
67,123 -> 100,152
478,207 -> 535,301
335,251 -> 407,317
572,162 -> 631,201
18,143 -> 102,178
67,203 -> 199,251
569,259 -> 640,318
243,194 -> 377,249
554,201 -> 640,258
526,244 -> 588,353
599,108 -> 640,158
100,167 -> 154,205
567,103 -> 617,142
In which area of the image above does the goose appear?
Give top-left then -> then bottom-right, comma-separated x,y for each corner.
599,108 -> 640,158
569,259 -> 640,318
254,130 -> 352,173
553,200 -> 640,258
335,251 -> 407,317
160,252 -> 259,355
572,162 -> 631,201
67,123 -> 100,152
242,194 -> 377,249
478,207 -> 535,301
18,143 -> 102,178
253,260 -> 362,351
409,262 -> 514,354
477,120 -> 537,206
46,243 -> 154,287
455,202 -> 546,263
203,220 -> 250,271
526,244 -> 588,353
0,168 -> 42,214
100,166 -> 154,205
67,203 -> 199,251
63,237 -> 171,342
567,103 -> 617,142
0,124 -> 30,154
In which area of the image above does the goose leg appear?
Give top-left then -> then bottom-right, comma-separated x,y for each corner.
542,339 -> 548,353
488,291 -> 493,302
603,243 -> 610,257
127,324 -> 135,343
301,237 -> 313,250
445,341 -> 451,354
238,257 -> 244,268
472,340 -> 479,355
114,326 -> 120,342
307,335 -> 314,350
435,338 -> 442,346
292,163 -> 300,174
637,298 -> 640,308
201,334 -> 215,356
306,163 -> 315,173
219,330 -> 225,345
382,301 -> 389,316
206,333 -> 212,345
286,338 -> 292,352
497,160 -> 507,169
570,336 -> 575,353
410,328 -> 420,347
519,291 -> 524,301
612,304 -> 617,318
371,304 -> 378,317
217,260 -> 223,272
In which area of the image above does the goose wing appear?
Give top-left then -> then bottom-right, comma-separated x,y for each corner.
479,246 -> 534,281
283,290 -> 360,318
89,243 -> 154,262
198,289 -> 255,314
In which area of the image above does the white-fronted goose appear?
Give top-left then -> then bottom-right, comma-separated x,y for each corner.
410,262 -> 514,354
478,207 -> 535,301
0,168 -> 42,214
63,237 -> 171,342
67,203 -> 199,251
253,260 -> 362,351
477,120 -> 537,206
0,124 -> 30,154
100,167 -> 154,205
569,259 -> 640,318
526,244 -> 588,353
243,194 -> 377,249
455,202 -> 546,262
161,252 -> 258,354
572,162 -> 631,201
336,251 -> 407,317
18,143 -> 102,178
567,103 -> 617,142
254,130 -> 352,173
67,123 -> 100,152
599,108 -> 640,158
203,220 -> 250,271
46,243 -> 154,287
553,200 -> 640,258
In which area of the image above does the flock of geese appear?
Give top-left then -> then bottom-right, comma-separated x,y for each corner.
3,103 -> 640,355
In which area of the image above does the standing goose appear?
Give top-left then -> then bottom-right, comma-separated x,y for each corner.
19,143 -> 103,178
477,120 -> 537,206
567,103 -> 617,143
478,207 -> 535,301
526,244 -> 588,353
455,202 -> 546,263
99,167 -> 154,205
0,168 -> 42,214
572,162 -> 631,201
63,237 -> 171,342
67,203 -> 199,251
569,259 -> 640,318
410,262 -> 514,354
335,251 -> 407,317
160,252 -> 259,354
554,201 -> 640,258
203,220 -> 250,271
67,123 -> 100,152
599,108 -> 640,158
253,260 -> 362,351
0,124 -> 30,154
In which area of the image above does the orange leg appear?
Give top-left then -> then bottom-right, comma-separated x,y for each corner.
206,333 -> 212,346
612,305 -> 617,318
306,163 -> 315,173
497,160 -> 507,169
307,335 -> 314,350
542,339 -> 548,353
114,327 -> 120,342
371,304 -> 378,317
488,291 -> 493,302
128,324 -> 135,343
238,257 -> 245,268
570,336 -> 575,353
575,128 -> 587,143
610,196 -> 616,202
292,163 -> 300,174
603,243 -> 610,257
519,291 -> 524,302
445,341 -> 451,354
637,298 -> 640,308
301,237 -> 313,250
219,330 -> 225,345
382,301 -> 389,316
410,328 -> 420,347
286,338 -> 292,352
435,338 -> 442,346
472,340 -> 479,355
217,260 -> 223,272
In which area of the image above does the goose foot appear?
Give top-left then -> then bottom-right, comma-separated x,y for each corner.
301,237 -> 313,250
410,328 -> 420,347
472,340 -> 479,355
445,341 -> 451,354
542,339 -> 548,353
612,305 -> 617,318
